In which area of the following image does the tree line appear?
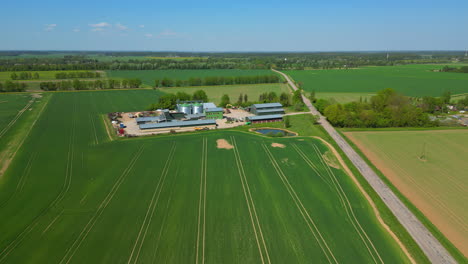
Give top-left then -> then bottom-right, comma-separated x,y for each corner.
314,88 -> 437,128
1,51 -> 465,72
440,66 -> 468,73
0,81 -> 28,92
55,71 -> 102,79
39,79 -> 142,91
154,75 -> 281,88
147,90 -> 209,110
10,72 -> 40,80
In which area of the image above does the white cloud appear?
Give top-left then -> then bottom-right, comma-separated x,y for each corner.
89,22 -> 111,28
144,33 -> 153,38
73,28 -> 80,32
115,23 -> 128,31
139,25 -> 145,28
157,29 -> 178,38
91,28 -> 104,32
44,24 -> 57,31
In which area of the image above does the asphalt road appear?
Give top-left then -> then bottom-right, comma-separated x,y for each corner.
273,69 -> 457,264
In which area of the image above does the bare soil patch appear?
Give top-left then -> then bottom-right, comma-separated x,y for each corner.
216,139 -> 233,150
31,93 -> 42,98
322,151 -> 340,169
271,143 -> 286,148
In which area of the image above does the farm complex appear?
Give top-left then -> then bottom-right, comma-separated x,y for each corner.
1,49 -> 468,264
0,90 -> 413,263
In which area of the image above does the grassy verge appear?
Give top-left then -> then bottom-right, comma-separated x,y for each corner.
339,129 -> 467,263
340,126 -> 468,132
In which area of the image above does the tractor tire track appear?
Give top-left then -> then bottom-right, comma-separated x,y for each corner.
261,144 -> 338,264
127,143 -> 177,264
230,136 -> 271,264
59,145 -> 145,264
195,138 -> 208,264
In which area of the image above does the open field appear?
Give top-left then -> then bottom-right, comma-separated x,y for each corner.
107,69 -> 278,87
160,83 -> 290,104
0,94 -> 32,128
0,90 -> 413,263
344,130 -> 468,257
286,64 -> 468,97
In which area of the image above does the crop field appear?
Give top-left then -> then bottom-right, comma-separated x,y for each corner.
0,71 -> 105,82
0,94 -> 33,129
106,69 -> 277,87
160,83 -> 290,104
286,64 -> 468,98
344,130 -> 468,256
313,92 -> 375,103
0,89 -> 414,263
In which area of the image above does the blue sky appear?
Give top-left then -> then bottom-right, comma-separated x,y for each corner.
1,0 -> 467,51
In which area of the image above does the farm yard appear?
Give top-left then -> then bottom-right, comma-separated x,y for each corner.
0,90 -> 413,263
344,130 -> 468,257
286,64 -> 468,99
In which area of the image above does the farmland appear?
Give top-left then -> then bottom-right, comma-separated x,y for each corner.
344,130 -> 468,257
107,69 -> 277,87
0,90 -> 413,263
286,64 -> 468,98
0,71 -> 105,82
160,83 -> 290,104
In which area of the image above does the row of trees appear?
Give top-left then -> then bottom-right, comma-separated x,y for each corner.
55,71 -> 102,79
39,79 -> 142,91
440,66 -> 468,73
0,81 -> 27,92
315,88 -> 437,127
10,72 -> 39,80
155,75 -> 281,88
2,51 -> 463,72
147,90 -> 209,110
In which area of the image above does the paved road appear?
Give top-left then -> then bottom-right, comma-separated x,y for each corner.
273,69 -> 457,264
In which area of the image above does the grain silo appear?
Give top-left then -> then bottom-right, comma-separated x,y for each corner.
192,103 -> 203,114
178,103 -> 192,115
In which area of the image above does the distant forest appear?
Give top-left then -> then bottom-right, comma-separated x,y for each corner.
0,51 -> 467,71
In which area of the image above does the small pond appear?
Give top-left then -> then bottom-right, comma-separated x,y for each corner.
254,128 -> 297,137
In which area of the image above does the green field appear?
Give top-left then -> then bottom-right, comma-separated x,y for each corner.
107,69 -> 278,87
0,89 -> 413,263
160,83 -> 290,104
0,94 -> 32,128
345,130 -> 468,257
286,64 -> 468,98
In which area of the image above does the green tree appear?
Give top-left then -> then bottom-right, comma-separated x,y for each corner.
192,90 -> 208,102
220,94 -> 230,107
283,116 -> 291,128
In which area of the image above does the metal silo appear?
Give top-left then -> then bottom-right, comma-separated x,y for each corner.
179,103 -> 192,115
193,103 -> 203,114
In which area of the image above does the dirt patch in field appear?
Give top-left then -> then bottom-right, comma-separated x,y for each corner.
311,136 -> 416,264
271,143 -> 285,148
322,151 -> 340,169
216,139 -> 233,150
31,93 -> 42,98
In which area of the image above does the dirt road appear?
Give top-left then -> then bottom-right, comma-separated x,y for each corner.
273,69 -> 457,264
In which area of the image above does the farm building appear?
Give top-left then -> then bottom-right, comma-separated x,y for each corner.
246,114 -> 283,124
250,103 -> 285,115
139,119 -> 217,131
205,107 -> 224,119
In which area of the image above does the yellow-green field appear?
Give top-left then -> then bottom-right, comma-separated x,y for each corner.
0,71 -> 104,81
159,83 -> 290,104
344,129 -> 468,256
